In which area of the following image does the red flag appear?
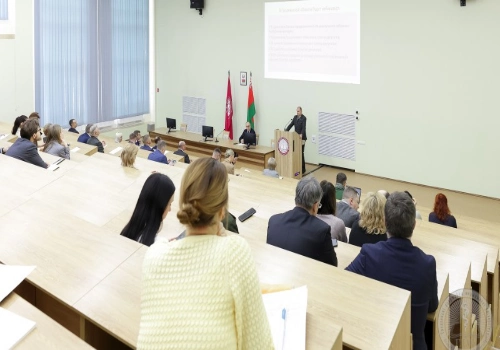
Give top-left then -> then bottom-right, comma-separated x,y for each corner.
224,72 -> 233,140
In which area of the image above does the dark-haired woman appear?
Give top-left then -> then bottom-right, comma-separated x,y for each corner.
120,173 -> 176,246
11,115 -> 27,136
429,193 -> 457,228
137,158 -> 273,349
316,180 -> 347,242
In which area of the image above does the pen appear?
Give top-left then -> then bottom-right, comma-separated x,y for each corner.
281,308 -> 287,350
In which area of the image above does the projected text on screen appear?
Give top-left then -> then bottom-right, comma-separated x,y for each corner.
265,0 -> 360,84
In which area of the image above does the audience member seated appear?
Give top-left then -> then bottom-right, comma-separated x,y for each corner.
140,135 -> 154,151
212,148 -> 221,161
42,124 -> 70,160
267,177 -> 337,266
239,122 -> 255,144
41,123 -> 52,144
6,119 -> 48,169
336,186 -> 360,228
378,189 -> 390,199
334,172 -> 347,200
120,173 -> 175,246
115,132 -> 123,143
405,191 -> 422,220
346,192 -> 438,350
262,157 -> 279,178
128,133 -> 138,144
137,158 -> 273,348
429,193 -> 457,228
121,143 -> 139,168
317,180 -> 347,242
223,149 -> 235,175
68,119 -> 79,134
148,140 -> 170,164
133,130 -> 142,146
174,140 -> 191,164
77,124 -> 93,144
86,125 -> 106,153
349,192 -> 387,247
11,115 -> 27,136
152,136 -> 160,150
29,112 -> 40,120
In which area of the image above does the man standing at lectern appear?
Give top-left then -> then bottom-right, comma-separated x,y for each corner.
286,106 -> 307,174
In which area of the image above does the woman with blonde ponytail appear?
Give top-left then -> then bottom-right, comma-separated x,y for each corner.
137,158 -> 273,350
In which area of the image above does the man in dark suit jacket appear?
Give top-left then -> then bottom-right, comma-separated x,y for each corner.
267,177 -> 337,266
238,122 -> 255,144
6,118 -> 48,169
68,119 -> 79,134
336,186 -> 360,228
140,135 -> 154,152
77,124 -> 93,144
148,140 -> 170,164
173,140 -> 190,164
346,192 -> 438,350
285,106 -> 307,174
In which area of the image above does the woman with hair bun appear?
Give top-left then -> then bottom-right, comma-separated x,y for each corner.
137,157 -> 273,350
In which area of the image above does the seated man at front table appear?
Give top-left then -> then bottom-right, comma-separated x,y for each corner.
140,135 -> 154,151
334,172 -> 347,200
68,119 -> 79,134
267,177 -> 337,266
239,122 -> 255,144
345,192 -> 438,350
263,157 -> 279,178
6,118 -> 48,169
336,186 -> 360,228
148,140 -> 170,164
174,140 -> 190,164
77,124 -> 93,144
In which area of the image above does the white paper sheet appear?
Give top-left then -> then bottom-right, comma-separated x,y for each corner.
109,147 -> 123,155
70,147 -> 80,153
0,265 -> 36,303
0,307 -> 36,349
262,285 -> 308,350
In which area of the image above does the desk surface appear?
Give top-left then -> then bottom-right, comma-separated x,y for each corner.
75,236 -> 409,350
1,293 -> 92,349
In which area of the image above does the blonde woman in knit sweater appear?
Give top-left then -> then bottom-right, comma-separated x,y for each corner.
137,157 -> 274,349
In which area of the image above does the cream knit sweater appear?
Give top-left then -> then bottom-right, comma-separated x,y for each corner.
137,234 -> 274,349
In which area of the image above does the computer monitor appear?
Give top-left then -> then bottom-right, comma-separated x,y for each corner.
166,118 -> 176,133
242,132 -> 256,149
202,125 -> 214,141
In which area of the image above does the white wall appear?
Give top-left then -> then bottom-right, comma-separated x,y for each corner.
0,0 -> 34,123
155,0 -> 500,198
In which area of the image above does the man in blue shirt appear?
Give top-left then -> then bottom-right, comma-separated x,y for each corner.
148,140 -> 170,164
6,119 -> 48,168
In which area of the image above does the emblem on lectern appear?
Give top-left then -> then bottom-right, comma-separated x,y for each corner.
277,137 -> 289,156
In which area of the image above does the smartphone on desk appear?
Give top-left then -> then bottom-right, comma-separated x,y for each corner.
331,239 -> 338,247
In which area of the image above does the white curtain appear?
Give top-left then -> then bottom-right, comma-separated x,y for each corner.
0,0 -> 8,20
35,0 -> 149,126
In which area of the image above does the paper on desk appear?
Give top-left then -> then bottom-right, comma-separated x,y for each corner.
70,147 -> 80,153
109,147 -> 123,155
0,307 -> 36,349
0,134 -> 7,140
47,164 -> 59,172
262,285 -> 308,350
0,265 -> 36,303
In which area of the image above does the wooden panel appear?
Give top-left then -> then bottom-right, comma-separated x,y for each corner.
36,289 -> 81,336
274,130 -> 302,179
14,280 -> 36,305
84,319 -> 132,350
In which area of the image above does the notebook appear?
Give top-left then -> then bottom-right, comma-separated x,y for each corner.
262,285 -> 308,350
0,307 -> 36,349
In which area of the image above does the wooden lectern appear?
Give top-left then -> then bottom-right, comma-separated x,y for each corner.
274,130 -> 302,179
